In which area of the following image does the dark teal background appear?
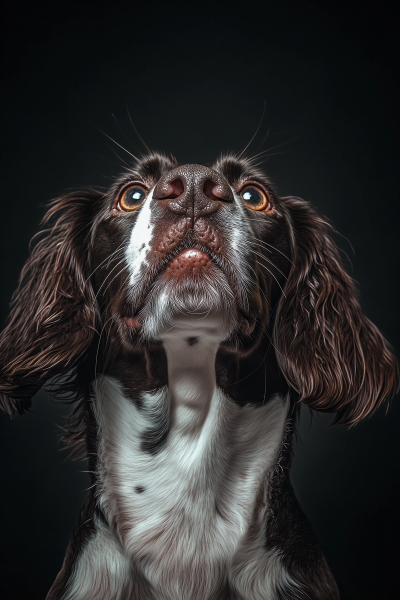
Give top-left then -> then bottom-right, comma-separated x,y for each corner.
1,1 -> 399,598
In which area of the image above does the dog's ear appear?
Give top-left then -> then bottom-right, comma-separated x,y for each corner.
0,190 -> 102,417
273,197 -> 399,425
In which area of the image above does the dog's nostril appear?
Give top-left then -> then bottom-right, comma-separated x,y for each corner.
159,178 -> 185,200
203,179 -> 232,202
203,179 -> 220,201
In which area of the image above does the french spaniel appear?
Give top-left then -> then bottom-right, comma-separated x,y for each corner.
1,152 -> 398,600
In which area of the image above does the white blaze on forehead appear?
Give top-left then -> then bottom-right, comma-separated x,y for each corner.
125,187 -> 155,289
230,190 -> 253,289
231,190 -> 253,250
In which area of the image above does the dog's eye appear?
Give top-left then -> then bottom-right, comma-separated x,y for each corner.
118,185 -> 147,211
240,185 -> 269,211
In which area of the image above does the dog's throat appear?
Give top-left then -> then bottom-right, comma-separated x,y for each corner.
160,312 -> 226,435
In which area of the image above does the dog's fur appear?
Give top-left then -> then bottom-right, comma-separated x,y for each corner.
1,152 -> 398,599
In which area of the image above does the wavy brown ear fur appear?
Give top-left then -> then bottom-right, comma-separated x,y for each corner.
274,197 -> 399,425
0,190 -> 102,417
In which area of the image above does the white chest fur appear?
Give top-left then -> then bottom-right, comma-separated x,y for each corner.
75,314 -> 293,600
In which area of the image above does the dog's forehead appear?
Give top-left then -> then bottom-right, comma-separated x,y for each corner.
115,152 -> 273,191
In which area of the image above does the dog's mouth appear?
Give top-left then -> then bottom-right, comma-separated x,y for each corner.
121,245 -> 256,337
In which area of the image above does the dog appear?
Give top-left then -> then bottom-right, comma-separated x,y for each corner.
1,152 -> 398,600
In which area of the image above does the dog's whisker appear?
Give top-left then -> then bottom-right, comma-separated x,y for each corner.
250,151 -> 287,167
108,145 -> 132,168
86,243 -> 125,281
94,314 -> 115,394
101,266 -> 128,297
248,135 -> 299,162
111,112 -> 144,158
248,246 -> 288,280
236,101 -> 266,159
93,258 -> 127,300
93,124 -> 139,161
126,106 -> 151,154
252,237 -> 294,264
98,154 -> 132,170
105,250 -> 124,270
235,246 -> 286,297
79,518 -> 93,529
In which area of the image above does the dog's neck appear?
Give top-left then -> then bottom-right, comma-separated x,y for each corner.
159,312 -> 227,436
80,313 -> 291,599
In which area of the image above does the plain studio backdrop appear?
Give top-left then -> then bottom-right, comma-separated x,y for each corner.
0,1 -> 399,599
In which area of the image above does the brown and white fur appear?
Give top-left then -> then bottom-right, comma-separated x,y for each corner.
0,152 -> 398,600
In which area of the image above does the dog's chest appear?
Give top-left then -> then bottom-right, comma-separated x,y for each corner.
94,377 -> 287,597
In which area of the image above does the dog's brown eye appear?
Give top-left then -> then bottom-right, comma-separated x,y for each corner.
118,185 -> 147,211
240,185 -> 269,211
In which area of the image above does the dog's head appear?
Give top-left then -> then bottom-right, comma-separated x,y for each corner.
94,156 -> 287,350
0,152 -> 398,427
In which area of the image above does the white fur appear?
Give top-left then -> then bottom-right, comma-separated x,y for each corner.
125,188 -> 155,289
68,311 -> 295,600
62,517 -> 134,600
230,191 -> 254,281
231,527 -> 304,600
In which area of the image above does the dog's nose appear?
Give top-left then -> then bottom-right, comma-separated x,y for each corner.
152,164 -> 233,223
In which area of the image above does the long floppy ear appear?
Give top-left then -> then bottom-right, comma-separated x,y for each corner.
273,197 -> 399,425
0,190 -> 103,417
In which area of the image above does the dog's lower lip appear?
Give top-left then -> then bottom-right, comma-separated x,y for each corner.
169,248 -> 211,265
163,247 -> 213,278
128,246 -> 219,313
175,248 -> 209,260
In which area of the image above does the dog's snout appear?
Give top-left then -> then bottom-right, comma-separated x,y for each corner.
152,164 -> 233,223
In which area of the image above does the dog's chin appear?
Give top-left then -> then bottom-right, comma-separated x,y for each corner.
137,271 -> 237,342
121,249 -> 257,345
